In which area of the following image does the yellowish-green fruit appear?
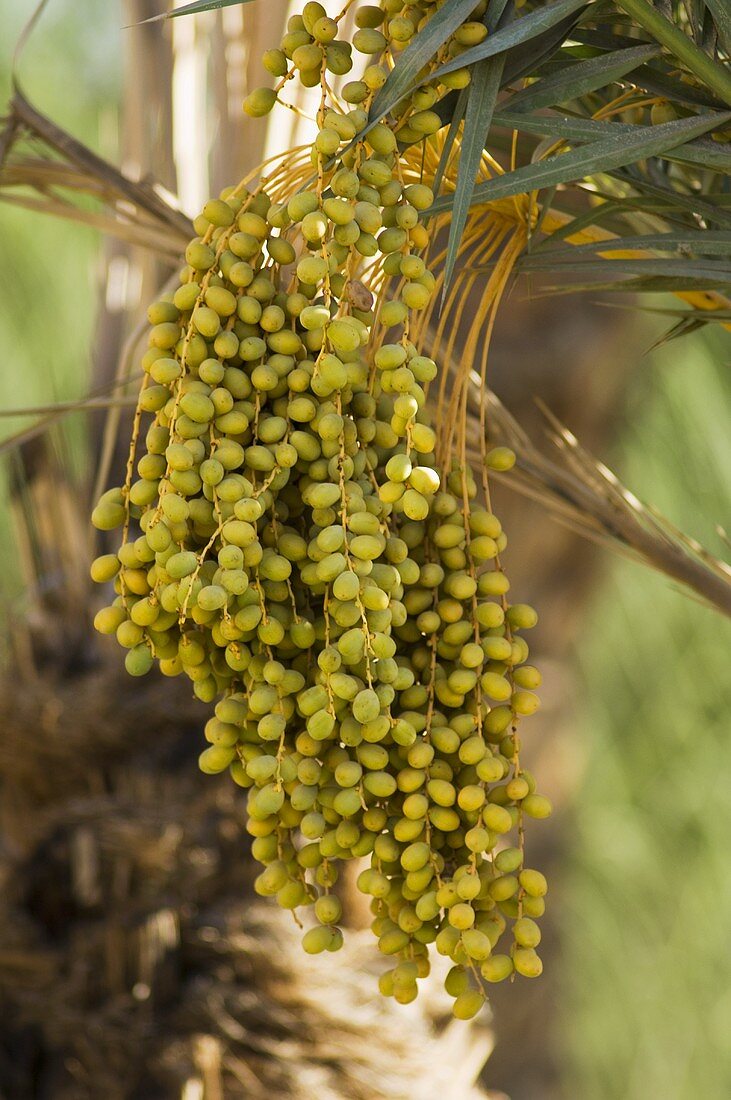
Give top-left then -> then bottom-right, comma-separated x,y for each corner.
91,497 -> 126,531
244,87 -> 277,117
90,554 -> 121,583
94,605 -> 127,635
513,917 -> 542,949
482,954 -> 514,983
519,869 -> 548,898
513,948 -> 543,978
522,794 -> 552,819
90,0 -> 548,1019
452,990 -> 485,1019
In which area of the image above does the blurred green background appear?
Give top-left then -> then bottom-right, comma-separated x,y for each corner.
1,3 -> 730,1098
564,327 -> 731,1100
0,0 -> 119,586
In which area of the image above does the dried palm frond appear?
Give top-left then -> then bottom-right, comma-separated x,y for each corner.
464,387 -> 731,619
0,371 -> 143,459
0,638 -> 497,1100
0,86 -> 191,255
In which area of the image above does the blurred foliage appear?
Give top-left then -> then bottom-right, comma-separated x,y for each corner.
563,326 -> 731,1100
0,0 -> 119,589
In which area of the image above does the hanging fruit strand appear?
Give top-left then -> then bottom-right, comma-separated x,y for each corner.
90,0 -> 550,1020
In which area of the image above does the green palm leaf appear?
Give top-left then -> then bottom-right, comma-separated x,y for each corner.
132,0 -> 255,26
429,112 -> 731,213
441,0 -> 509,294
505,44 -> 661,113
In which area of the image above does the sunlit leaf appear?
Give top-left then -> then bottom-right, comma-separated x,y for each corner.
429,111 -> 731,213
520,256 -> 731,282
131,0 -> 255,26
489,109 -> 731,170
533,230 -> 731,258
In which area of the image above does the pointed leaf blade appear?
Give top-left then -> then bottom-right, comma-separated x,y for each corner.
443,55 -> 505,293
501,7 -> 587,86
648,316 -> 713,350
505,44 -> 660,113
131,0 -> 255,26
491,110 -> 731,171
534,274 -> 731,294
400,6 -> 586,145
533,230 -> 731,259
440,0 -> 513,293
596,174 -> 731,230
429,111 -> 731,213
371,0 -> 589,127
431,87 -> 468,199
520,256 -> 731,282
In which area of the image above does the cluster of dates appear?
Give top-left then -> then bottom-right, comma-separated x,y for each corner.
92,0 -> 550,1018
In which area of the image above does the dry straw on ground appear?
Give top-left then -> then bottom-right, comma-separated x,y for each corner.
0,623 -> 496,1100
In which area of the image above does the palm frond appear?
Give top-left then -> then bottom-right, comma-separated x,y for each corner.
131,0 -> 257,25
464,389 -> 731,619
0,87 -> 192,253
379,0 -> 731,312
